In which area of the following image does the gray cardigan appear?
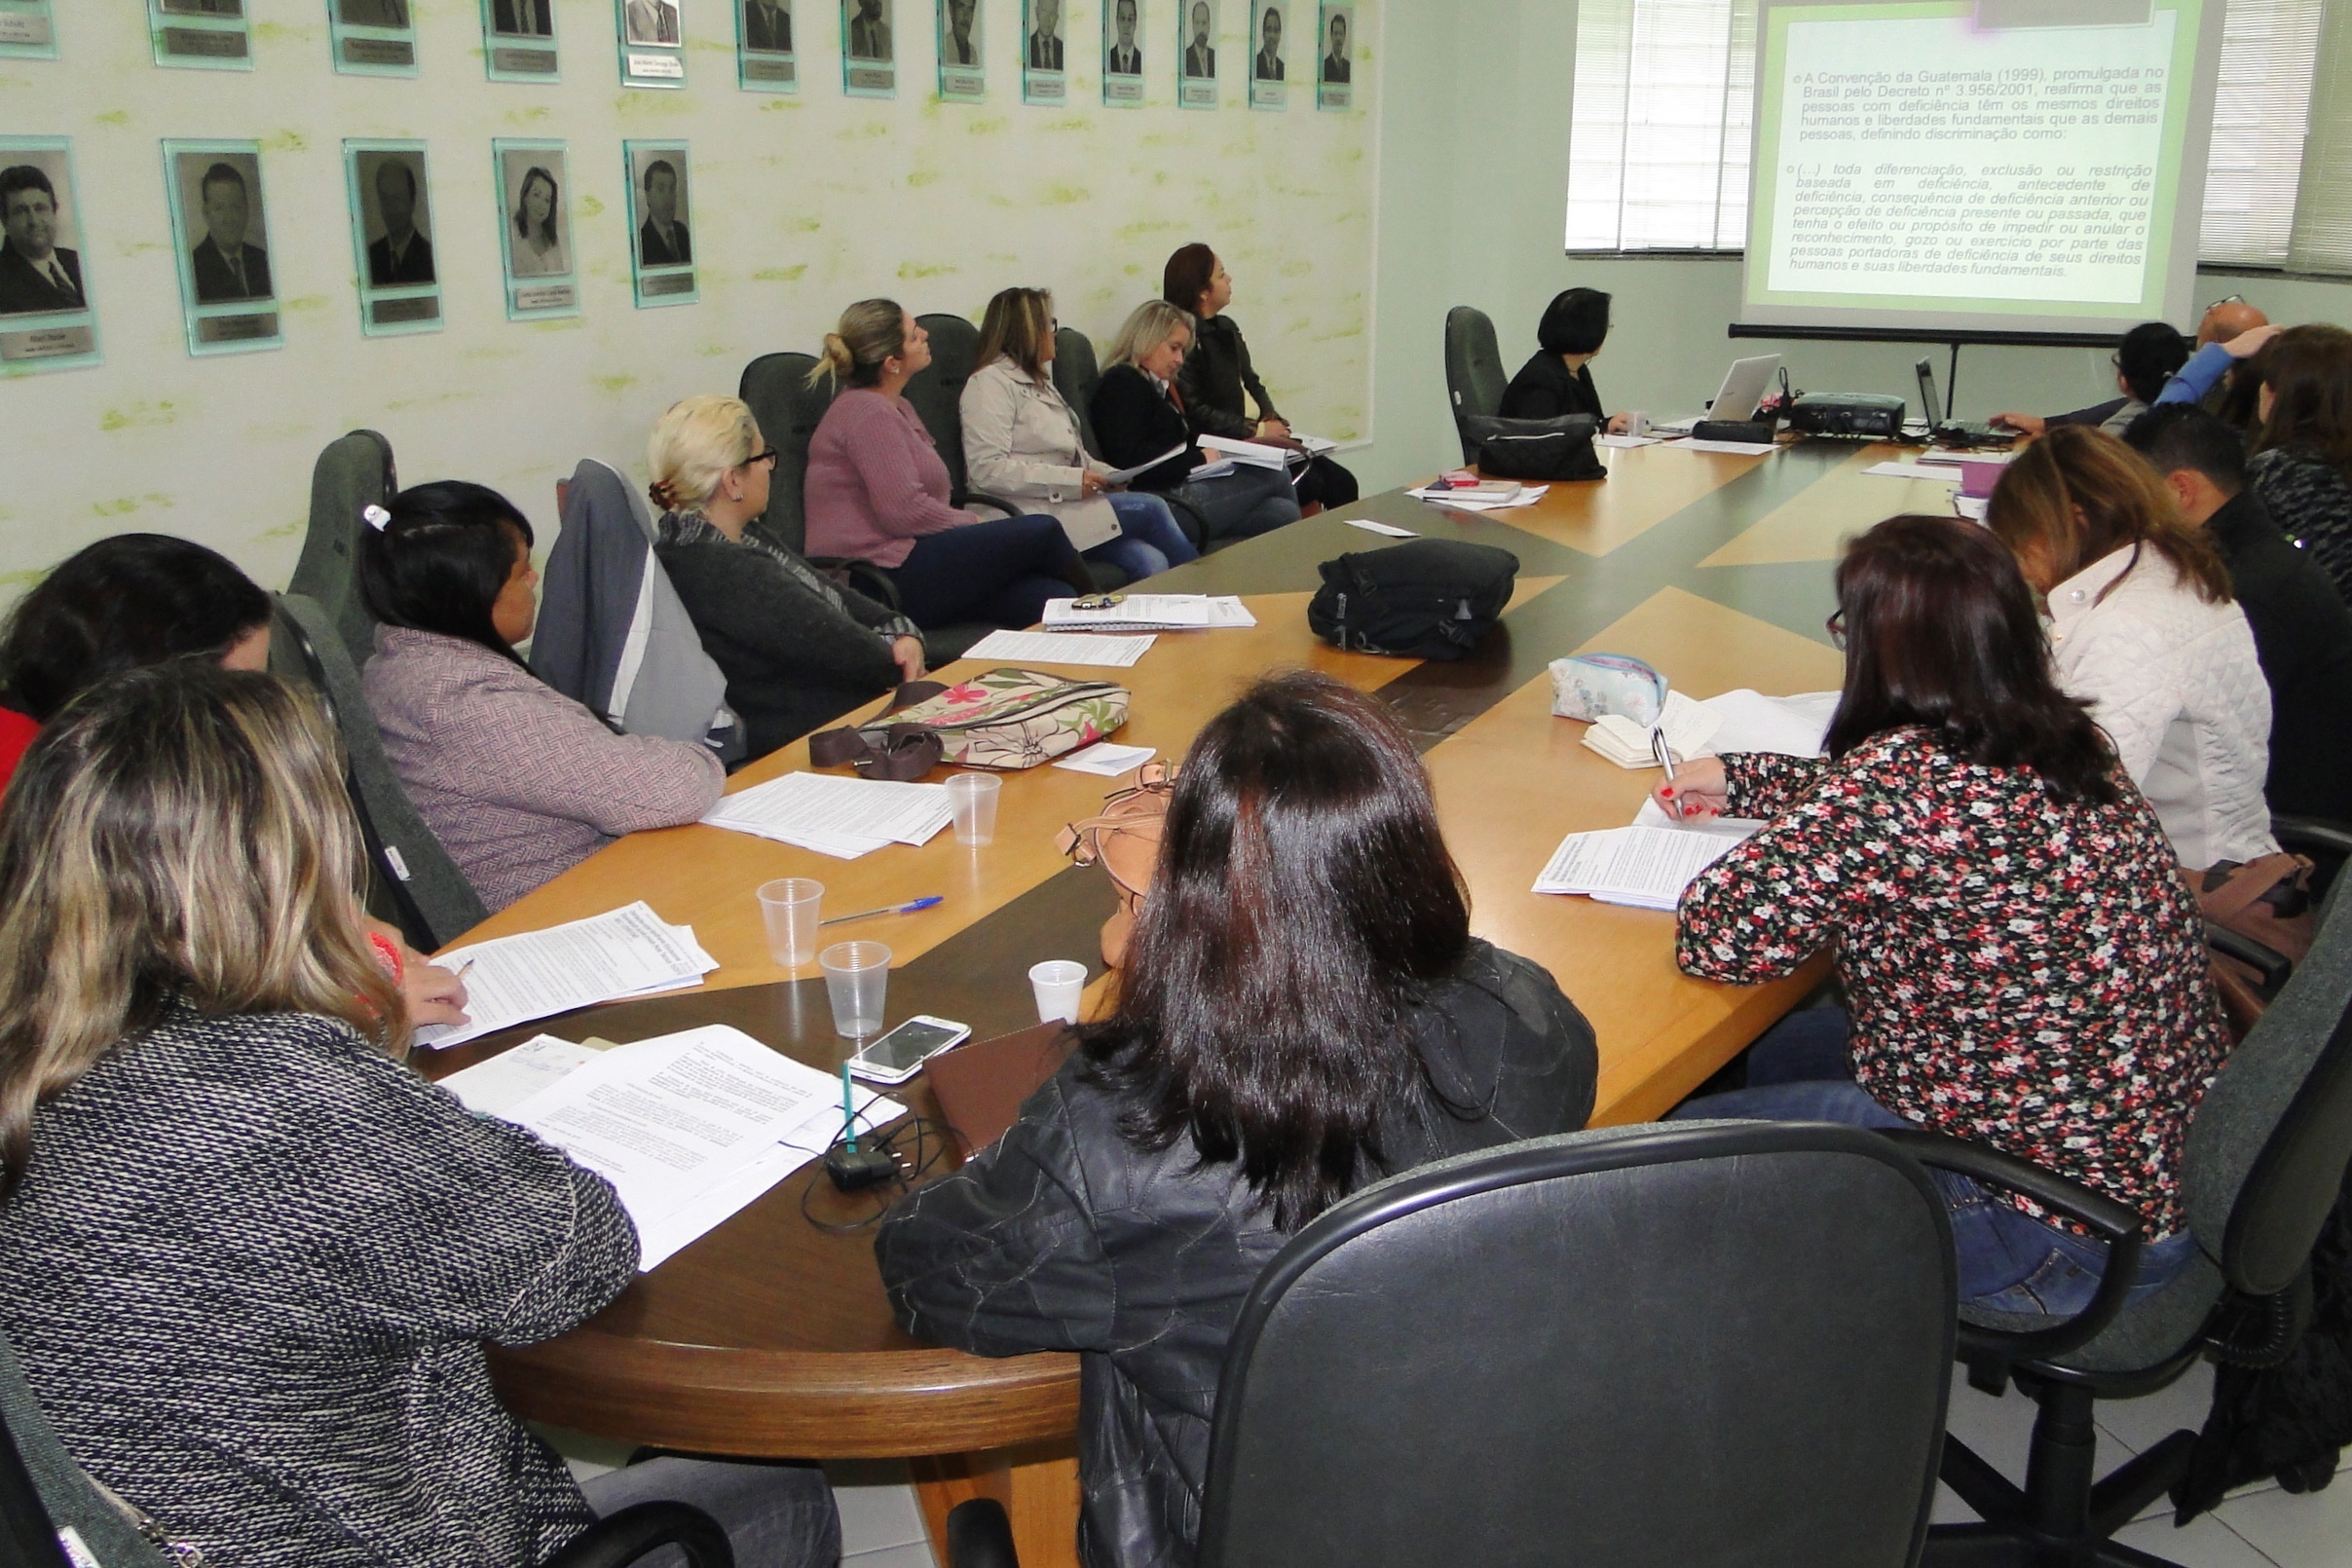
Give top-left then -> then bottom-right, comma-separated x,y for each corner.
0,1008 -> 638,1568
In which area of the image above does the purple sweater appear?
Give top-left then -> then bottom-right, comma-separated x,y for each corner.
803,388 -> 978,568
363,626 -> 725,912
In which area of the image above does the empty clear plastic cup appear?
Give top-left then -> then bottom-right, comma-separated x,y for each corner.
757,877 -> 823,969
947,772 -> 1003,846
820,941 -> 891,1039
1029,959 -> 1089,1025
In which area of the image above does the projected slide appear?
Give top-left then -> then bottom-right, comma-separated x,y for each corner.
1738,0 -> 2219,340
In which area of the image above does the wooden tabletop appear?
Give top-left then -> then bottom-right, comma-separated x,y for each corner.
430,437 -> 1883,1465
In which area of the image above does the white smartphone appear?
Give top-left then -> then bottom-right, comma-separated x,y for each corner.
848,1015 -> 971,1084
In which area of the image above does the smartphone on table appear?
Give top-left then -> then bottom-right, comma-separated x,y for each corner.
848,1015 -> 971,1084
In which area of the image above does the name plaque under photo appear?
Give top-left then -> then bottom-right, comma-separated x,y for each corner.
935,0 -> 981,99
345,140 -> 444,338
151,0 -> 252,69
328,0 -> 420,76
0,0 -> 59,59
737,0 -> 797,91
161,138 -> 282,357
1176,0 -> 1214,107
481,0 -> 560,81
624,140 -> 699,309
0,135 -> 101,376
618,0 -> 686,87
841,0 -> 895,96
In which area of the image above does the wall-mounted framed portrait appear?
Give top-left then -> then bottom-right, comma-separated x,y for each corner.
161,140 -> 280,355
345,140 -> 442,337
0,138 -> 100,374
492,139 -> 579,320
625,140 -> 698,308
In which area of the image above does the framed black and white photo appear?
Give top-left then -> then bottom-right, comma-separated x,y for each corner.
1248,0 -> 1285,109
0,138 -> 99,373
328,0 -> 418,74
1176,0 -> 1214,108
481,0 -> 559,82
1022,0 -> 1064,103
1315,0 -> 1349,109
1102,0 -> 1142,105
738,0 -> 796,90
161,140 -> 280,355
492,139 -> 578,319
0,0 -> 59,60
618,0 -> 686,87
150,0 -> 251,69
936,0 -> 982,100
841,0 -> 894,96
625,140 -> 697,308
345,141 -> 441,337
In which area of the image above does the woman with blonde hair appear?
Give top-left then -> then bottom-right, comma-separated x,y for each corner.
0,663 -> 841,1568
1088,299 -> 1303,542
803,298 -> 1087,629
651,392 -> 925,762
1986,424 -> 2277,871
961,285 -> 1199,581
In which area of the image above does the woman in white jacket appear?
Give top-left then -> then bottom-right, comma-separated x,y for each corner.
1989,424 -> 2279,871
960,287 -> 1200,582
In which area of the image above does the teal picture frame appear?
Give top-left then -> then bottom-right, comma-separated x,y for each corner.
623,140 -> 698,309
480,0 -> 560,83
327,0 -> 420,77
345,140 -> 444,338
160,139 -> 281,356
149,0 -> 252,70
492,138 -> 579,321
0,0 -> 59,60
0,135 -> 100,376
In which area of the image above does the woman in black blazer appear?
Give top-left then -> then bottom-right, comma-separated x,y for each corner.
1089,300 -> 1301,542
1499,287 -> 1633,432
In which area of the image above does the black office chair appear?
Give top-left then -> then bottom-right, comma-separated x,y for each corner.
952,1120 -> 1960,1568
1443,305 -> 1509,467
271,591 -> 490,952
287,429 -> 399,673
907,313 -> 1025,520
1909,867 -> 2352,1567
0,1327 -> 730,1568
1052,323 -> 1209,554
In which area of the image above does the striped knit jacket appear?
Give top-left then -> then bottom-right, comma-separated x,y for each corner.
0,1008 -> 639,1568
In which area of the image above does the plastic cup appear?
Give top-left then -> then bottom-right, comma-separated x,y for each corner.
1029,959 -> 1088,1025
1625,411 -> 1652,438
820,942 -> 891,1039
947,773 -> 1002,846
757,877 -> 823,969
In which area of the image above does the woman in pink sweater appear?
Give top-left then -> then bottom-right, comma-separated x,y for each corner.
803,298 -> 1086,629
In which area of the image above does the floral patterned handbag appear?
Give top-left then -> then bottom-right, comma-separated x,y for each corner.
840,667 -> 1131,770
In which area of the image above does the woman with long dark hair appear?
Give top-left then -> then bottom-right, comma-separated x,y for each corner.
1663,514 -> 2230,1314
878,671 -> 1597,1568
361,480 -> 723,911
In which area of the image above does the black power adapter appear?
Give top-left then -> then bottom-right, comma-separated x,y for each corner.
824,1145 -> 901,1192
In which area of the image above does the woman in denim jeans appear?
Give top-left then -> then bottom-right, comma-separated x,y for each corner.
1661,514 -> 2232,1316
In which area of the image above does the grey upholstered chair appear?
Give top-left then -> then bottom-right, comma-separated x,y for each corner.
1443,306 -> 1509,466
287,429 -> 399,673
905,313 -> 1020,518
1053,325 -> 1105,460
737,351 -> 834,556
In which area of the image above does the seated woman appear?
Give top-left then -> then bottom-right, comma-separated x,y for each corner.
0,665 -> 839,1568
2246,324 -> 2352,603
962,285 -> 1200,581
1987,425 -> 2278,873
1089,300 -> 1304,544
1989,318 -> 2189,437
651,393 -> 925,763
0,531 -> 463,1025
0,532 -> 273,791
361,480 -> 726,912
1498,285 -> 1633,432
1663,514 -> 2231,1315
878,671 -> 1597,1568
1163,243 -> 1359,510
803,298 -> 1086,630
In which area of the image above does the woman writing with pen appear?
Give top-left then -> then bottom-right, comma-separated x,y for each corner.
1661,513 -> 2229,1318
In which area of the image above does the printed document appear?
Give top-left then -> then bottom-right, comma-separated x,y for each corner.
703,772 -> 953,859
1100,444 -> 1188,484
966,629 -> 1154,667
1532,826 -> 1746,911
1053,741 -> 1157,777
417,903 -> 718,1050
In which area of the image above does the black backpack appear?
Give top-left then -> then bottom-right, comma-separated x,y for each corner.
1459,412 -> 1607,482
1307,540 -> 1520,660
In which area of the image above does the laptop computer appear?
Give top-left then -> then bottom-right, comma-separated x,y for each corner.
1708,354 -> 1783,423
1916,357 -> 2017,449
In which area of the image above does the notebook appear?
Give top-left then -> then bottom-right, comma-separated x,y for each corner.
922,1022 -> 1076,1157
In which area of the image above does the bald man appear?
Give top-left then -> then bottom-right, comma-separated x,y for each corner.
2197,298 -> 2267,348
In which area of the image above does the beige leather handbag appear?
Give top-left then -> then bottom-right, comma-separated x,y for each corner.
1055,764 -> 1174,968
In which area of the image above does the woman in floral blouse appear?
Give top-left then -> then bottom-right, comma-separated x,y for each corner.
1663,513 -> 2230,1316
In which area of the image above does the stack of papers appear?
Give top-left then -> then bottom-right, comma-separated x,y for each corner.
1691,689 -> 1838,758
1532,826 -> 1746,911
1407,483 -> 1549,512
1863,461 -> 1963,482
1042,594 -> 1257,632
1580,691 -> 1723,768
1346,518 -> 1418,539
1918,448 -> 2017,467
963,629 -> 1155,667
1198,433 -> 1299,471
1054,741 -> 1156,777
1664,437 -> 1780,457
417,902 -> 719,1050
441,1026 -> 906,1271
1594,432 -> 1662,449
703,771 -> 952,859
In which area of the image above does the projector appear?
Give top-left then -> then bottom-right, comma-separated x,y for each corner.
1788,393 -> 1906,439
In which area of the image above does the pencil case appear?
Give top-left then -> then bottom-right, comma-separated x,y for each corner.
1549,653 -> 1667,726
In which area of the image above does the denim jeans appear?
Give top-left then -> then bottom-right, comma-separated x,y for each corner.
1164,465 -> 1302,541
880,512 -> 1080,629
1084,492 -> 1201,581
1673,1007 -> 2199,1316
580,1454 -> 840,1568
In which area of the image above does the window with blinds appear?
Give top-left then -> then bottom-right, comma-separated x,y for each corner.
1566,0 -> 2352,276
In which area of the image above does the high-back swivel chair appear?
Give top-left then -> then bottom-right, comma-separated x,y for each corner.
1442,306 -> 1509,467
738,351 -> 834,556
287,429 -> 398,672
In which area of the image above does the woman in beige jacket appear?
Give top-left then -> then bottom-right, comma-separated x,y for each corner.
959,287 -> 1199,581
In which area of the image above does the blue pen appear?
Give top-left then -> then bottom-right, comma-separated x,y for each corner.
840,1062 -> 859,1152
819,894 -> 944,926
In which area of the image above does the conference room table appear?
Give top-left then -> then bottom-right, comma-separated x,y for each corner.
426,433 -> 1946,1567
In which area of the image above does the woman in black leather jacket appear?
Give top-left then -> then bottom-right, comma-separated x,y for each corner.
877,671 -> 1598,1568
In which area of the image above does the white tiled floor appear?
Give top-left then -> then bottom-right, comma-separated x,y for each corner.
1935,1362 -> 2352,1566
824,1460 -> 938,1568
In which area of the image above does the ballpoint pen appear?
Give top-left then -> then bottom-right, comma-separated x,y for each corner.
840,1062 -> 858,1152
820,894 -> 944,926
1651,728 -> 1686,822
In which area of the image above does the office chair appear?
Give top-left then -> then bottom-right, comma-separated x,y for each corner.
953,1120 -> 1960,1568
906,313 -> 1026,521
1910,868 -> 2352,1567
1,1328 -> 729,1568
271,592 -> 490,952
1443,305 -> 1509,467
288,429 -> 399,673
